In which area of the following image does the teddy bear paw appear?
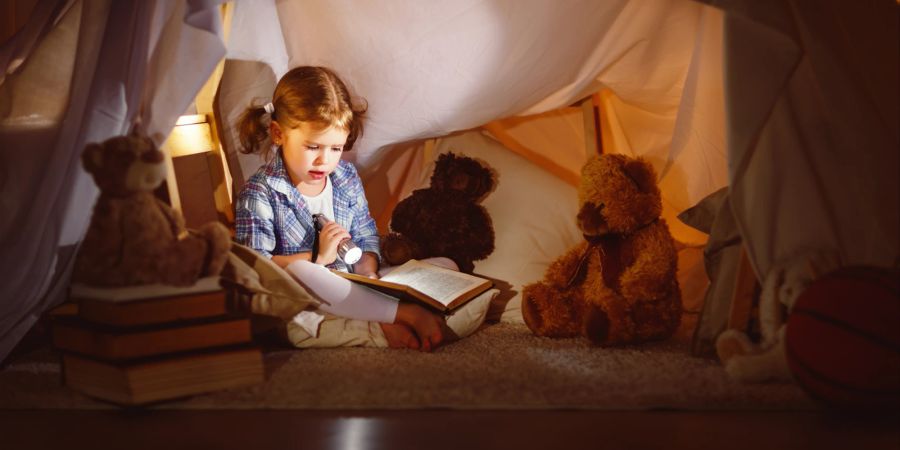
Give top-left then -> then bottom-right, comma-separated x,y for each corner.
521,288 -> 545,334
521,283 -> 580,338
197,222 -> 231,276
381,233 -> 421,267
583,307 -> 611,345
715,329 -> 756,363
454,259 -> 475,274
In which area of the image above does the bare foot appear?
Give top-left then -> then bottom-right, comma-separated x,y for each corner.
395,304 -> 446,352
380,323 -> 420,350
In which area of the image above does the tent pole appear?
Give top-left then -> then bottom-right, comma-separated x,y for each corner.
580,93 -> 604,156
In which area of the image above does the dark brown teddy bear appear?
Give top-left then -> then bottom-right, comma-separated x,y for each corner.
72,134 -> 231,287
381,152 -> 497,273
521,154 -> 681,345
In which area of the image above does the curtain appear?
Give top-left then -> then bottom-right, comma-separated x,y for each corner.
221,0 -> 728,227
717,0 -> 898,278
0,0 -> 226,361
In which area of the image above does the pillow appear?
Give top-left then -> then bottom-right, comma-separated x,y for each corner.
429,130 -> 583,323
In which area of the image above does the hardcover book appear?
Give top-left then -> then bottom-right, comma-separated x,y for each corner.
69,277 -> 242,326
51,313 -> 252,360
62,346 -> 264,405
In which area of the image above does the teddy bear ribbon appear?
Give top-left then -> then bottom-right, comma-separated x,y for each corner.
566,242 -> 603,289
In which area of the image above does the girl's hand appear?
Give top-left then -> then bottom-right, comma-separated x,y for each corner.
316,221 -> 351,265
354,270 -> 379,279
353,252 -> 380,279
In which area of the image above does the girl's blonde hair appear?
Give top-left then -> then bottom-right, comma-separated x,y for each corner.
237,66 -> 367,157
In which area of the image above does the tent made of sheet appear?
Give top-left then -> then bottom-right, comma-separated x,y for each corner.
0,0 -> 896,361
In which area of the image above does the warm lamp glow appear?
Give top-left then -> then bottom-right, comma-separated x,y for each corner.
166,114 -> 215,157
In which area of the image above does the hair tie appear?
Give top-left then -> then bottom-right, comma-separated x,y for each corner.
263,102 -> 275,114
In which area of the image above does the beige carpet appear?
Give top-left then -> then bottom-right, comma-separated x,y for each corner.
0,319 -> 813,411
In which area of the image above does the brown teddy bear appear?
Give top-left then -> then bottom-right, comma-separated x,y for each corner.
72,134 -> 231,287
521,154 -> 681,345
381,152 -> 497,273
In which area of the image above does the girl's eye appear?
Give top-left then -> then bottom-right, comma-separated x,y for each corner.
331,147 -> 344,152
305,145 -> 320,150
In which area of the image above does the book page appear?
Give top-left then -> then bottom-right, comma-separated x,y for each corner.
381,261 -> 486,305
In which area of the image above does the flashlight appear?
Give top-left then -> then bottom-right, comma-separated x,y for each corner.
313,214 -> 362,265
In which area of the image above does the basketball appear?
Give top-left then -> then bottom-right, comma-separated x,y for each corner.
785,265 -> 900,409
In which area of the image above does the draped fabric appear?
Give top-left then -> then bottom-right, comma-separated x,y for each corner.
1,0 -> 895,360
220,0 -> 729,244
0,0 -> 226,361
718,0 -> 898,279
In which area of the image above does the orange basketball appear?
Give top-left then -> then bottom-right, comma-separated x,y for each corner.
785,265 -> 900,409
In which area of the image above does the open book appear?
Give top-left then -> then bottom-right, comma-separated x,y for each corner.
332,259 -> 492,313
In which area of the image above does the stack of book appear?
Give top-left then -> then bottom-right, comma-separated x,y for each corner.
51,277 -> 264,406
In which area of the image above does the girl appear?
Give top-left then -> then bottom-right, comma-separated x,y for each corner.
235,66 -> 449,351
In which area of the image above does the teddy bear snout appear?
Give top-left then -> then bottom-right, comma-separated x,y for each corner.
449,173 -> 470,192
141,148 -> 164,164
577,202 -> 608,236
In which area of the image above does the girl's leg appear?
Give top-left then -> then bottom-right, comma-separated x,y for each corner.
286,260 -> 398,323
286,260 -> 446,351
376,257 -> 461,351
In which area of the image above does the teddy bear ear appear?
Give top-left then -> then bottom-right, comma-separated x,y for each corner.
622,158 -> 658,194
81,143 -> 104,174
432,152 -> 456,173
429,153 -> 459,189
470,161 -> 498,198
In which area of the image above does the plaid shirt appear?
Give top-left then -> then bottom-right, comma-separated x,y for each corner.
234,150 -> 381,271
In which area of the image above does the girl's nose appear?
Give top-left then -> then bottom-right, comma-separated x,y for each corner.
314,150 -> 331,165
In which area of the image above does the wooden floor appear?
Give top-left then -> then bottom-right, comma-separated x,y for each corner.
1,409 -> 898,450
3,317 -> 898,450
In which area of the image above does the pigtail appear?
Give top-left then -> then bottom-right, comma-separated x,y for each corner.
236,104 -> 271,157
344,98 -> 368,152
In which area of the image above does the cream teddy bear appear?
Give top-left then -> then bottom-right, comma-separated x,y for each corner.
716,249 -> 840,382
